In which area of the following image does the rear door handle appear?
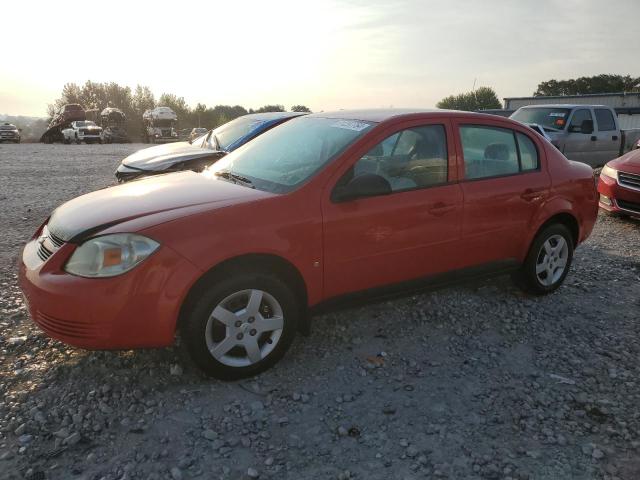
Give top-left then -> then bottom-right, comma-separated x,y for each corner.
521,188 -> 546,202
612,135 -> 618,141
428,202 -> 455,216
590,136 -> 597,141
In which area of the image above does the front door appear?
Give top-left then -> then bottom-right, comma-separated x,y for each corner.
321,120 -> 463,299
563,108 -> 597,167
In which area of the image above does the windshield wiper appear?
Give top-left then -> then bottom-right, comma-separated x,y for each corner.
214,170 -> 253,187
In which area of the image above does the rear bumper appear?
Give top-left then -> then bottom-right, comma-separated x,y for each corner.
19,240 -> 202,350
597,173 -> 640,217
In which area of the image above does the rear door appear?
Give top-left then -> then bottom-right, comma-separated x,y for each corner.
563,108 -> 597,167
593,108 -> 621,165
321,119 -> 463,299
452,119 -> 551,267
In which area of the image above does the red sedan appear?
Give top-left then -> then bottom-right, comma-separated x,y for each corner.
20,110 -> 598,379
598,149 -> 640,218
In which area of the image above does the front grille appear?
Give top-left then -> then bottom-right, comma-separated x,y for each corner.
619,171 -> 640,190
36,225 -> 65,264
617,199 -> 640,213
161,129 -> 171,137
49,232 -> 65,248
37,243 -> 53,262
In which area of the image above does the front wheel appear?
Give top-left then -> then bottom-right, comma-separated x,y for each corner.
514,224 -> 574,295
181,272 -> 299,380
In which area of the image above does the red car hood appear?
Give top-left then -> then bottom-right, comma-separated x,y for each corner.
47,171 -> 272,242
609,150 -> 640,175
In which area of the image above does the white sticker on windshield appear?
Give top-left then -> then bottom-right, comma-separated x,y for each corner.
548,113 -> 566,117
330,120 -> 370,131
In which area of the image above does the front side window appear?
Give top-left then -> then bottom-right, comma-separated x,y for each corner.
594,109 -> 616,131
347,125 -> 448,193
568,109 -> 593,133
461,126 -> 519,179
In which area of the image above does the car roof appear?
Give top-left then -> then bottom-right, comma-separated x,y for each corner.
243,112 -> 307,121
305,108 -> 509,123
517,104 -> 610,109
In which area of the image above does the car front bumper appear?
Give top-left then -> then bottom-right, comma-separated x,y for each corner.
597,172 -> 640,218
19,238 -> 201,350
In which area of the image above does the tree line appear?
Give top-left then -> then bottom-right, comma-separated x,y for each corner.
47,81 -> 311,139
436,74 -> 639,112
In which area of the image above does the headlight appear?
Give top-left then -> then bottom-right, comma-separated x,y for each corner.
64,233 -> 160,278
601,165 -> 617,180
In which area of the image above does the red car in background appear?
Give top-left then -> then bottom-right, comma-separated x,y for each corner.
598,149 -> 640,218
19,110 -> 598,379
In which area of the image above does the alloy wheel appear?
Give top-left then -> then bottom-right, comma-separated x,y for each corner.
205,289 -> 284,367
535,234 -> 569,286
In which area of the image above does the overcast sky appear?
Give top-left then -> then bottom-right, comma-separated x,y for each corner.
1,0 -> 638,117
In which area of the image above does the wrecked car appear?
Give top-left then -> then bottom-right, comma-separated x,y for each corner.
115,112 -> 305,182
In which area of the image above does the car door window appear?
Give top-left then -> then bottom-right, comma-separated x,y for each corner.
460,126 -> 519,179
568,109 -> 593,133
594,109 -> 616,131
349,125 -> 448,193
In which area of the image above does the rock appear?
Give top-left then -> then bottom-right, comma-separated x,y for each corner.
264,457 -> 274,466
247,467 -> 260,478
170,364 -> 183,376
14,423 -> 26,436
18,434 -> 33,445
202,429 -> 218,441
338,426 -> 348,437
170,467 -> 183,480
64,432 -> 81,445
592,448 -> 605,460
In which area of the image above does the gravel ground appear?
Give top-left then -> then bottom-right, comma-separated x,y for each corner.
1,143 -> 639,480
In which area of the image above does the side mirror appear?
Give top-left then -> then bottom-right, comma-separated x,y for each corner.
580,119 -> 594,135
332,173 -> 391,203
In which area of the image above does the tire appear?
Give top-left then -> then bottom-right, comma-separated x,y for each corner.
181,272 -> 299,380
514,223 -> 574,295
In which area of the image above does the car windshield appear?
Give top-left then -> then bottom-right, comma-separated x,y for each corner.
511,107 -> 570,131
206,117 -> 374,193
0,125 -> 16,130
201,117 -> 271,151
76,121 -> 96,127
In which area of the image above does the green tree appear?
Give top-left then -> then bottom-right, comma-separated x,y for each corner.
254,104 -> 285,113
534,74 -> 640,96
437,86 -> 501,111
132,85 -> 155,117
291,105 -> 311,112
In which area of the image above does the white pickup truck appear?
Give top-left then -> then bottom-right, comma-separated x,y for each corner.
510,104 -> 640,168
61,121 -> 103,144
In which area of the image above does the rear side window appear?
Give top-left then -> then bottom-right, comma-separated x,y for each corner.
516,132 -> 539,171
461,126 -> 519,179
594,109 -> 616,131
461,126 -> 539,179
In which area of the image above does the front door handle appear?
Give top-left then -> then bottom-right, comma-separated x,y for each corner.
521,188 -> 546,202
590,136 -> 597,141
612,135 -> 618,141
428,202 -> 455,216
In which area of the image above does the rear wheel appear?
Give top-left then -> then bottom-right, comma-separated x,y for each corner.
182,272 -> 299,380
514,224 -> 574,295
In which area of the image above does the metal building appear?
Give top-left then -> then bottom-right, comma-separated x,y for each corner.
503,92 -> 640,129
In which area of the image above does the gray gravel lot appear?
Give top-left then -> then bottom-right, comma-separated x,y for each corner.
1,143 -> 639,480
